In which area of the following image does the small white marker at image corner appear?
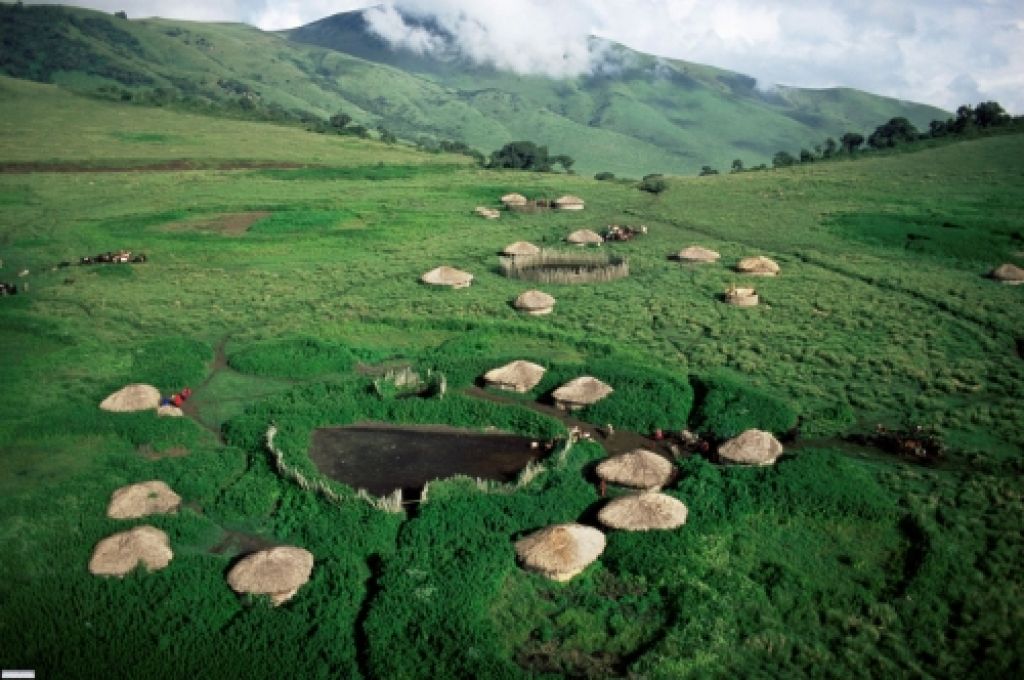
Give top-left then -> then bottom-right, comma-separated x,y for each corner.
3,671 -> 36,679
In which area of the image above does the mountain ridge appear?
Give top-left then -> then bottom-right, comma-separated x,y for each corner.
0,3 -> 949,175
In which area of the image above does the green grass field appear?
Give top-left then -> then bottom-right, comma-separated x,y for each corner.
0,78 -> 1022,678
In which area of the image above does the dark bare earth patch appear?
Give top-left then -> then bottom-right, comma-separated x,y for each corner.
208,530 -> 279,556
162,211 -> 271,236
309,423 -> 541,497
136,444 -> 190,460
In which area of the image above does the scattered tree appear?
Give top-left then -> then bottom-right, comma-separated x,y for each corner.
840,132 -> 864,154
329,112 -> 352,130
551,154 -> 575,173
699,165 -> 719,176
487,141 -> 554,171
772,151 -> 796,168
730,159 -> 744,173
799,148 -> 814,163
376,125 -> 397,144
594,171 -> 615,181
822,137 -> 837,158
114,10 -> 127,19
973,101 -> 1010,128
639,174 -> 667,194
867,117 -> 919,148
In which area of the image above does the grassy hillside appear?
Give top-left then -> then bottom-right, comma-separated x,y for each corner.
0,3 -> 948,177
0,79 -> 1022,678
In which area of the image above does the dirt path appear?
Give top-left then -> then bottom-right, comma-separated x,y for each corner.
0,160 -> 307,174
179,337 -> 230,445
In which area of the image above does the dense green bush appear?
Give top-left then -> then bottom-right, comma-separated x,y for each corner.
130,336 -> 212,392
364,443 -> 604,679
227,336 -> 355,379
638,173 -> 667,194
691,370 -> 798,438
573,361 -> 694,433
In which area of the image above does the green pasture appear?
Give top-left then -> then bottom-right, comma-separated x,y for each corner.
0,83 -> 1022,678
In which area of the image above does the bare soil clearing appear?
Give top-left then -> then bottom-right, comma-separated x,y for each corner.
163,211 -> 271,236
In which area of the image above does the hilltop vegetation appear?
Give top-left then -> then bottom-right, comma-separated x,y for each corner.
0,3 -> 948,177
0,79 -> 1022,678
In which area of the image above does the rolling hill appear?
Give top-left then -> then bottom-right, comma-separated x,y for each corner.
0,3 -> 948,176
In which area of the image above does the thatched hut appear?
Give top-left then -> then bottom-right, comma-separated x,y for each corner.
514,289 -> 556,315
598,491 -> 688,531
157,404 -> 184,417
475,206 -> 501,220
227,546 -> 314,606
514,523 -> 606,581
500,193 -> 528,208
555,195 -> 585,211
88,525 -> 173,577
99,384 -> 161,412
502,241 -> 541,257
718,429 -> 783,465
552,376 -> 613,410
566,229 -> 604,246
483,360 -> 546,393
106,480 -> 181,519
677,246 -> 721,263
989,263 -> 1024,284
421,266 -> 473,288
724,286 -> 759,307
595,449 -> 674,490
736,256 -> 780,276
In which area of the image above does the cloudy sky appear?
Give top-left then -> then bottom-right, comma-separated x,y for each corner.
33,0 -> 1024,112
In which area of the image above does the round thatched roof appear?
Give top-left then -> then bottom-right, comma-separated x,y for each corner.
100,384 -> 161,412
483,360 -> 547,393
736,256 -> 780,276
596,449 -> 674,489
88,525 -> 173,577
677,246 -> 721,263
724,287 -> 759,307
503,241 -> 541,257
990,263 -> 1024,284
501,193 -> 528,206
598,491 -> 688,531
566,229 -> 604,245
227,546 -> 314,606
475,206 -> 501,220
555,195 -> 585,210
157,404 -> 184,417
718,429 -> 783,465
514,523 -> 606,581
514,289 -> 556,315
421,266 -> 473,288
552,376 -> 613,408
107,480 -> 182,519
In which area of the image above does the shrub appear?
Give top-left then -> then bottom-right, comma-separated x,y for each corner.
595,171 -> 615,181
639,174 -> 667,194
691,370 -> 798,438
130,336 -> 212,392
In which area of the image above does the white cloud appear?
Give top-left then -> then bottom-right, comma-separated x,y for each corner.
23,1 -> 1024,112
365,0 -> 606,78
